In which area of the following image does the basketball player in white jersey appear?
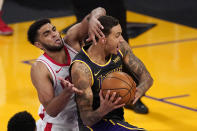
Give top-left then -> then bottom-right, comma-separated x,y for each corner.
27,7 -> 106,131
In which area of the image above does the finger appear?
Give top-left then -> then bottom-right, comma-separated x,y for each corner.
105,90 -> 110,100
92,37 -> 97,45
88,32 -> 97,45
97,21 -> 104,29
109,92 -> 116,102
58,77 -> 69,83
132,95 -> 140,104
99,90 -> 104,101
114,103 -> 125,109
67,83 -> 74,88
95,30 -> 102,39
132,88 -> 143,104
93,29 -> 101,40
96,23 -> 105,37
58,77 -> 69,86
72,87 -> 83,95
58,77 -> 64,81
97,29 -> 105,38
86,37 -> 91,42
114,97 -> 122,105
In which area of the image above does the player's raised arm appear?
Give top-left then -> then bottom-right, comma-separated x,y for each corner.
120,40 -> 153,104
71,61 -> 124,126
64,7 -> 106,51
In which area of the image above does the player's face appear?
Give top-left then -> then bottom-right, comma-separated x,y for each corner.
105,24 -> 124,55
37,23 -> 63,52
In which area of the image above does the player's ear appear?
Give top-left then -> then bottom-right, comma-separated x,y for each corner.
34,42 -> 44,50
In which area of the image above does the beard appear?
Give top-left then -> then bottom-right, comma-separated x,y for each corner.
41,41 -> 64,52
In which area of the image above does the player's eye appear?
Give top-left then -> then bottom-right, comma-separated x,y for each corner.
115,32 -> 121,38
116,34 -> 120,38
43,32 -> 49,37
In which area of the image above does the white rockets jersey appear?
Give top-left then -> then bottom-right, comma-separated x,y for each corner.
36,43 -> 78,129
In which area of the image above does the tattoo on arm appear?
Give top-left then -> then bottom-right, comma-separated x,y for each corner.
71,62 -> 103,126
120,41 -> 153,91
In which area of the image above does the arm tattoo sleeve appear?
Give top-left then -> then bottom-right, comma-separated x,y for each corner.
71,62 -> 104,126
120,41 -> 153,91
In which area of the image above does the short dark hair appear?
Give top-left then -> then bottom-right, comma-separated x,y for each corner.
98,15 -> 119,37
7,111 -> 36,131
27,18 -> 51,45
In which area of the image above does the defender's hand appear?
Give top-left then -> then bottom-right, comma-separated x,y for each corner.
58,77 -> 83,95
87,17 -> 105,44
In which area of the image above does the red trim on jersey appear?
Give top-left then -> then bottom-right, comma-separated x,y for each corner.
44,123 -> 52,131
43,45 -> 71,66
39,113 -> 44,120
38,59 -> 58,87
39,109 -> 45,120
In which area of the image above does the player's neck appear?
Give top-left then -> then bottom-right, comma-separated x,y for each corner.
87,44 -> 110,64
45,48 -> 67,64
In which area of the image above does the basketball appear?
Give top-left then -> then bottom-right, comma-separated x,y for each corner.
101,71 -> 136,105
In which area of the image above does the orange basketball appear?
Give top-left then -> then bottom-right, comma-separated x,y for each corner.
101,71 -> 136,105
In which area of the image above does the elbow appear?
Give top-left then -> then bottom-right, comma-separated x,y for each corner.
151,76 -> 154,85
98,7 -> 106,14
81,116 -> 94,127
148,76 -> 154,87
81,118 -> 92,127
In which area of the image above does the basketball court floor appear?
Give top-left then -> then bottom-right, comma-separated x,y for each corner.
0,11 -> 197,130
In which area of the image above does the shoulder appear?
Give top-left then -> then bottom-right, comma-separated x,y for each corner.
31,61 -> 50,77
71,61 -> 93,86
72,60 -> 88,71
71,60 -> 92,77
31,61 -> 47,70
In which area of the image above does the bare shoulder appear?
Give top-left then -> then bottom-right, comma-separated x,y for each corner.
31,61 -> 49,75
71,61 -> 92,89
31,61 -> 51,86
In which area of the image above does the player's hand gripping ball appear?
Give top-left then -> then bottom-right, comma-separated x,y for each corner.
102,72 -> 136,105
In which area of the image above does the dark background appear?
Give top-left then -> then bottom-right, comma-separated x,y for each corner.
2,0 -> 197,28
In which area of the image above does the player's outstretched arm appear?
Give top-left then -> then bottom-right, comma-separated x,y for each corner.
31,62 -> 78,117
71,62 -> 124,126
120,40 -> 153,104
